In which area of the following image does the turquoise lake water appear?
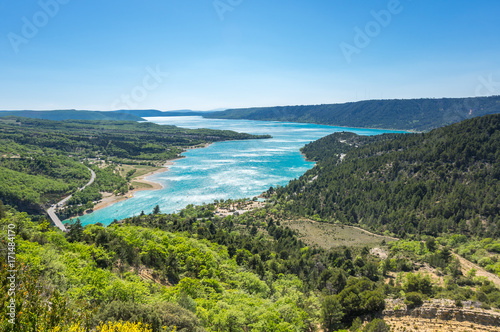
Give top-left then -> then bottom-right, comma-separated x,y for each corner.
73,117 -> 406,226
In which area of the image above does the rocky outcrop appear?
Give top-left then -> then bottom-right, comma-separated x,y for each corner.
383,299 -> 500,327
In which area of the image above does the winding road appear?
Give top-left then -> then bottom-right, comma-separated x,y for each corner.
47,166 -> 96,232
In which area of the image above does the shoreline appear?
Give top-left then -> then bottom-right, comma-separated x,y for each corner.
88,144 -> 215,214
204,117 -> 416,133
66,143 -> 215,221
78,158 -> 183,216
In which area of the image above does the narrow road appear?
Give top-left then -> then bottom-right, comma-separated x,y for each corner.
47,166 -> 96,232
80,166 -> 96,191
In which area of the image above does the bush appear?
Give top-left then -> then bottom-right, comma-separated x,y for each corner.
337,278 -> 385,325
91,301 -> 205,332
56,321 -> 153,332
403,272 -> 433,295
404,292 -> 424,308
321,295 -> 344,332
480,303 -> 491,310
362,318 -> 390,332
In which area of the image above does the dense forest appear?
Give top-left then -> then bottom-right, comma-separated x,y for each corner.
0,117 -> 270,216
3,198 -> 499,331
0,117 -> 270,162
205,95 -> 500,131
269,114 -> 500,238
2,115 -> 500,331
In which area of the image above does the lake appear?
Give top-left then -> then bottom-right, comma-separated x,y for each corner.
73,117 -> 406,226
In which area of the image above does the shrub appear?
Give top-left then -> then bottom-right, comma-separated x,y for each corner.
403,273 -> 433,295
52,321 -> 154,332
320,295 -> 344,332
91,301 -> 204,332
0,255 -> 93,332
362,318 -> 391,332
404,292 -> 424,308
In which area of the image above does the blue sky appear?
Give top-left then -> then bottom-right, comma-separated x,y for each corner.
0,0 -> 499,111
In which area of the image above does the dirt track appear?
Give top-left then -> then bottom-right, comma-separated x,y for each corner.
452,253 -> 500,288
352,228 -> 500,288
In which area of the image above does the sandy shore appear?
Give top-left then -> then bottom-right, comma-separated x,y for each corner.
186,142 -> 212,150
87,159 -> 181,214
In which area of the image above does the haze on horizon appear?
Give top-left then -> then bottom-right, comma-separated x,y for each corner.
0,0 -> 499,111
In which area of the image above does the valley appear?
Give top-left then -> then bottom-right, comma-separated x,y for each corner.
3,1 -> 500,331
2,113 -> 500,332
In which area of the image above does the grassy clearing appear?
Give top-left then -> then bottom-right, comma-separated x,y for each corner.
130,181 -> 154,190
284,219 -> 397,249
0,118 -> 20,125
119,164 -> 159,178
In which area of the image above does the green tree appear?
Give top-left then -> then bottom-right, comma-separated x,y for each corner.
0,199 -> 6,219
403,272 -> 433,295
426,237 -> 437,252
66,219 -> 83,242
404,292 -> 424,308
0,255 -> 94,331
321,295 -> 344,332
362,319 -> 390,332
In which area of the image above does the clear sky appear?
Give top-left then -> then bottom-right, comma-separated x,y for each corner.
1,0 -> 499,111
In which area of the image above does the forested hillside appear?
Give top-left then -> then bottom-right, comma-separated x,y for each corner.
0,110 -> 144,121
0,117 -> 269,161
270,114 -> 500,238
3,199 -> 499,331
205,96 -> 500,131
0,117 -> 270,216
3,115 -> 500,331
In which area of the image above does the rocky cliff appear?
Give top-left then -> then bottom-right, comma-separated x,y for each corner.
383,299 -> 500,330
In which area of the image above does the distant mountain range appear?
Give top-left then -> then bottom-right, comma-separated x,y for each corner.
4,96 -> 500,131
0,110 -> 144,121
0,109 -> 212,122
113,109 -> 209,117
203,96 -> 500,131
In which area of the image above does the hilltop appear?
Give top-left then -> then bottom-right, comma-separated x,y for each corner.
0,110 -> 144,121
270,113 -> 500,238
113,109 -> 208,117
205,95 -> 500,131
